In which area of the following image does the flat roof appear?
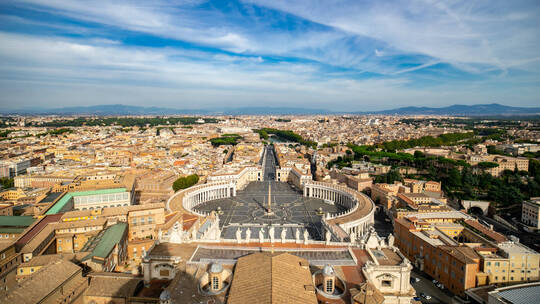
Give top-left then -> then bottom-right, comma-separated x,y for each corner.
0,215 -> 35,227
45,188 -> 127,215
493,283 -> 540,304
40,192 -> 63,203
82,222 -> 127,262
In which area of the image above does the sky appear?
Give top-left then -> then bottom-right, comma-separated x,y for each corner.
0,0 -> 539,111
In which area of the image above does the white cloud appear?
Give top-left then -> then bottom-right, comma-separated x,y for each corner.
245,0 -> 540,73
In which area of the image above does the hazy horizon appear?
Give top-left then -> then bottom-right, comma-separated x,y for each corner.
1,1 -> 539,111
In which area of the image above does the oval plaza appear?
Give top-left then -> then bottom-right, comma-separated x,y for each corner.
141,145 -> 415,304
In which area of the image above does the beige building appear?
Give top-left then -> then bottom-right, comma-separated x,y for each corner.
128,205 -> 165,240
484,156 -> 529,176
2,259 -> 88,304
497,241 -> 540,282
522,197 -> 540,229
55,218 -> 107,253
371,182 -> 407,212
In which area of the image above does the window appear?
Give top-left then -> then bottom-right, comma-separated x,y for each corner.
19,269 -> 23,273
132,218 -> 137,225
148,217 -> 153,224
326,279 -> 334,293
30,268 -> 34,273
381,280 -> 392,287
213,276 -> 220,290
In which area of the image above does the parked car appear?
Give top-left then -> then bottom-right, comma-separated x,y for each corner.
413,296 -> 422,301
422,293 -> 432,300
432,279 -> 438,284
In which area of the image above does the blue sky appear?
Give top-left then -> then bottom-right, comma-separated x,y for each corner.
0,0 -> 539,111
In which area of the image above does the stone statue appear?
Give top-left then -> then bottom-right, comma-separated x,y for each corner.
325,229 -> 332,245
246,228 -> 251,243
387,234 -> 395,247
236,228 -> 242,243
215,213 -> 220,227
259,228 -> 265,243
295,228 -> 300,242
281,227 -> 287,243
303,229 -> 309,244
269,226 -> 275,243
350,231 -> 356,243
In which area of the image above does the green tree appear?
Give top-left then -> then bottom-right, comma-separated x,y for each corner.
172,174 -> 199,192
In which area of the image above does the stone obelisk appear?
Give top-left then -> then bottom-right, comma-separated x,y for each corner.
266,182 -> 274,215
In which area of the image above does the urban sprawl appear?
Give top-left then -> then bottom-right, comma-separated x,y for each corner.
0,114 -> 539,304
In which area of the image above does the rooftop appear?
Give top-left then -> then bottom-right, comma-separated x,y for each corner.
2,259 -> 83,304
85,272 -> 142,297
489,282 -> 540,304
0,216 -> 35,227
45,187 -> 127,215
82,222 -> 127,262
227,252 -> 318,304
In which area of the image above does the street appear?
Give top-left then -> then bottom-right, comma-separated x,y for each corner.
373,208 -> 394,238
411,269 -> 460,304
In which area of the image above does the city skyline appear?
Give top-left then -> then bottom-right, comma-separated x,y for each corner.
1,0 -> 539,110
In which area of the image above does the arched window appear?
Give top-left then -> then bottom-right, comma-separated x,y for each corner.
212,276 -> 219,290
325,279 -> 333,293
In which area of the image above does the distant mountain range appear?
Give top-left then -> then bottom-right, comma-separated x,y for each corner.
2,103 -> 539,116
361,103 -> 540,116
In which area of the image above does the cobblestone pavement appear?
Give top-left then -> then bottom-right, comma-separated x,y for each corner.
194,181 -> 347,240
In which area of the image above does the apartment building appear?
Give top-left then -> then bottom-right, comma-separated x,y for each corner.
522,197 -> 540,229
371,182 -> 407,212
55,218 -> 107,253
128,205 -> 165,240
394,215 -> 540,296
485,156 -> 529,176
81,222 -> 128,272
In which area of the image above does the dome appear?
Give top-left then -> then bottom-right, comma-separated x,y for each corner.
322,264 -> 335,276
209,263 -> 223,274
159,289 -> 171,300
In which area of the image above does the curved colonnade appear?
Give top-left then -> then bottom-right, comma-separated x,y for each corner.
166,181 -> 237,216
167,180 -> 375,242
304,181 -> 375,238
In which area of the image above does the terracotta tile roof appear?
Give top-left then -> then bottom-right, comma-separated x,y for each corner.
55,217 -> 107,230
3,259 -> 83,304
85,272 -> 142,297
464,219 -> 507,243
440,245 -> 480,264
351,282 -> 385,304
15,214 -> 62,248
340,265 -> 365,286
227,252 -> 318,304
